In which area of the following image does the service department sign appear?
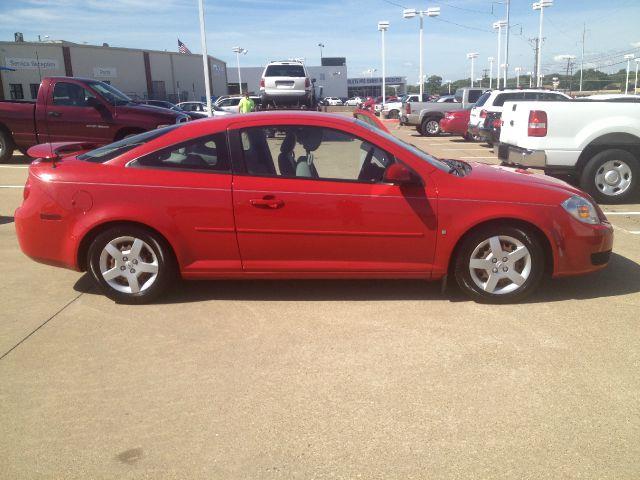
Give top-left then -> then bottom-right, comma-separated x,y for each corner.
5,57 -> 59,70
93,67 -> 117,78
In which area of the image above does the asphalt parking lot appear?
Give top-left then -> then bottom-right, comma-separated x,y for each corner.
1,129 -> 639,479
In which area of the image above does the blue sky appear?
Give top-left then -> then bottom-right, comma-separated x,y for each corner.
1,0 -> 639,83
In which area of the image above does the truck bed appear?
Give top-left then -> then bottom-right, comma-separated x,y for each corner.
0,100 -> 38,149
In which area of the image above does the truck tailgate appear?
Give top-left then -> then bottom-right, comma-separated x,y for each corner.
498,101 -> 532,147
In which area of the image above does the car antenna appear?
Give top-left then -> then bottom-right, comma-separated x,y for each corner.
49,143 -> 57,168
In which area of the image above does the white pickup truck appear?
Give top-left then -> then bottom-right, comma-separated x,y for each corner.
498,97 -> 640,203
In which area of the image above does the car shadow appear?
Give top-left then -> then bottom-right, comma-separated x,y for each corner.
0,215 -> 14,225
2,153 -> 32,165
73,253 -> 640,305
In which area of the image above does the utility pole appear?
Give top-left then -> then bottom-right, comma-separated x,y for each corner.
504,0 -> 511,88
528,37 -> 540,84
579,23 -> 586,92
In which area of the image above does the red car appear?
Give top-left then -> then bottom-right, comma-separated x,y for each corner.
15,111 -> 613,304
439,109 -> 474,140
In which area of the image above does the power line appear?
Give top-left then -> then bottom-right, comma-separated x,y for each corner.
432,17 -> 493,34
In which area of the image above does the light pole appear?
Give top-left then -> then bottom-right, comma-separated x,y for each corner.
378,21 -> 389,108
488,57 -> 495,89
556,54 -> 576,92
445,79 -> 452,94
492,20 -> 507,89
403,7 -> 440,100
500,64 -> 507,87
635,58 -> 640,95
624,54 -> 635,94
318,43 -> 325,63
533,0 -> 553,88
467,52 -> 479,87
198,0 -> 213,116
232,46 -> 247,95
527,71 -> 533,87
514,67 -> 522,88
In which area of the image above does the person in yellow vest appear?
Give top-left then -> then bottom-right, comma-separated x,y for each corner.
238,91 -> 255,114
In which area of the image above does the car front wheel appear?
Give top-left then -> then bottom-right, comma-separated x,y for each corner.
88,226 -> 175,304
454,226 -> 545,303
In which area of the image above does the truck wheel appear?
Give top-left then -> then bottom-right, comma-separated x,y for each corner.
0,129 -> 15,163
580,149 -> 639,204
420,118 -> 441,136
387,109 -> 399,119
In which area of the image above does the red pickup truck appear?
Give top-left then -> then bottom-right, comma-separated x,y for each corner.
0,77 -> 189,162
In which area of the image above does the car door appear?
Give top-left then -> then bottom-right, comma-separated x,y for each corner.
43,80 -> 116,143
230,123 -> 438,276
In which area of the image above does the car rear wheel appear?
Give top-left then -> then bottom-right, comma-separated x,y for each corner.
580,149 -> 638,204
420,118 -> 440,136
454,225 -> 545,303
0,129 -> 15,163
88,226 -> 175,304
387,109 -> 399,119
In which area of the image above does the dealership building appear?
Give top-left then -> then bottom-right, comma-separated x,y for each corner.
0,35 -> 228,102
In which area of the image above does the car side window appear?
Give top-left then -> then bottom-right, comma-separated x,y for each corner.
52,82 -> 96,107
238,126 -> 395,184
134,133 -> 230,172
467,90 -> 483,103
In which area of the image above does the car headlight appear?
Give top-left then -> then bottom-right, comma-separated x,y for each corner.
561,195 -> 600,224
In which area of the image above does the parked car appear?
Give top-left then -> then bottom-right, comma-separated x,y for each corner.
0,76 -> 188,162
403,87 -> 484,136
498,96 -> 640,203
361,97 -> 380,111
469,89 -> 571,141
259,60 -> 316,108
477,110 -> 502,145
16,111 -> 612,305
176,101 -> 232,118
439,108 -> 473,140
322,97 -> 343,106
216,96 -> 261,113
139,100 -> 207,120
344,97 -> 363,106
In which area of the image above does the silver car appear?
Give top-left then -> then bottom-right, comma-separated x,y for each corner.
259,60 -> 315,108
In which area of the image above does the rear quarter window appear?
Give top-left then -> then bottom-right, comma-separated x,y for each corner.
474,91 -> 491,107
493,92 -> 525,107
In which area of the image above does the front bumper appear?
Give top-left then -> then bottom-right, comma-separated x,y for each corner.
497,143 -> 546,168
553,220 -> 614,278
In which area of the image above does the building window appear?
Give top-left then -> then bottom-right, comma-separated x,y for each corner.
319,73 -> 326,81
30,83 -> 40,99
10,84 -> 24,100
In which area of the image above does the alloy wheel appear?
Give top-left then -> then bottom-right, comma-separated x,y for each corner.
99,236 -> 159,294
468,235 -> 532,295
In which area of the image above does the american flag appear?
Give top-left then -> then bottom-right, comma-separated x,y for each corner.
178,39 -> 192,54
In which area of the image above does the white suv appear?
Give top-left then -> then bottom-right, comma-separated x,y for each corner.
259,60 -> 315,108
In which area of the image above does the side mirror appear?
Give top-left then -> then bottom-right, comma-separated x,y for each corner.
86,97 -> 101,109
384,163 -> 421,186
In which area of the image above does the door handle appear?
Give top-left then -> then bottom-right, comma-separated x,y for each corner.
249,195 -> 284,209
48,111 -> 62,117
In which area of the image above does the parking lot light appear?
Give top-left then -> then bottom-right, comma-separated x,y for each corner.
488,57 -> 495,89
232,46 -> 248,95
624,54 -> 635,94
533,0 -> 553,87
527,71 -> 533,87
378,21 -> 390,108
634,58 -> 640,95
198,0 -> 213,116
467,52 -> 479,87
514,67 -> 522,88
492,20 -> 507,89
403,7 -> 440,99
444,79 -> 452,94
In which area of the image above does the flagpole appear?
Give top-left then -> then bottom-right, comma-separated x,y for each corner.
197,0 -> 213,116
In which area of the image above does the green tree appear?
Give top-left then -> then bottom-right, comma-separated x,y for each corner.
425,75 -> 442,95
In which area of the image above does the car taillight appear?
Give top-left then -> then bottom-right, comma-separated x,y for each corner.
305,78 -> 310,88
480,109 -> 487,118
528,110 -> 547,137
493,118 -> 501,128
260,78 -> 265,88
23,178 -> 31,201
405,103 -> 411,114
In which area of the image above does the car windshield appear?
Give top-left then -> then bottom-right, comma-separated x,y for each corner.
77,126 -> 179,163
265,65 -> 306,77
87,81 -> 132,106
355,119 -> 449,172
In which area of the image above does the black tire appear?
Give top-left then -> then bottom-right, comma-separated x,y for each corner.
388,109 -> 399,119
454,225 -> 545,304
88,225 -> 176,304
420,117 -> 441,136
579,148 -> 639,204
0,128 -> 15,163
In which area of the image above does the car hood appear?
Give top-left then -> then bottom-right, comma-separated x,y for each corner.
451,161 -> 587,204
118,103 -> 183,120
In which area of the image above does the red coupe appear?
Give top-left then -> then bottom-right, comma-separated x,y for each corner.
15,111 -> 613,304
439,109 -> 474,140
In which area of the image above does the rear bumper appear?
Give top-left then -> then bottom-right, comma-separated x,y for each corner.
404,113 -> 420,126
497,143 -> 546,168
